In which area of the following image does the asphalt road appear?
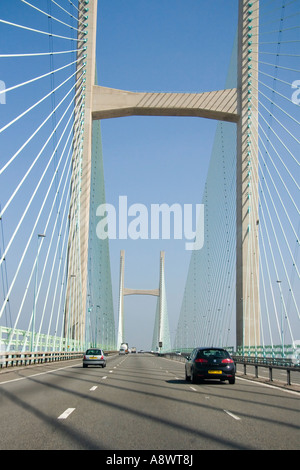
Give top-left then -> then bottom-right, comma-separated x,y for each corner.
0,353 -> 299,451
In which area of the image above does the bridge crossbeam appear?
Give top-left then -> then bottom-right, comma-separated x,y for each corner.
92,86 -> 239,122
123,289 -> 160,297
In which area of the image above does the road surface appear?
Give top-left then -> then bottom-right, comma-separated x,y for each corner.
0,353 -> 299,451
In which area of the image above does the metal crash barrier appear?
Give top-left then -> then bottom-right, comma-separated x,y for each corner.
0,351 -> 84,368
232,355 -> 300,387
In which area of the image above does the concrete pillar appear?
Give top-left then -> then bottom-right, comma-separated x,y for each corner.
236,0 -> 260,349
65,0 -> 98,346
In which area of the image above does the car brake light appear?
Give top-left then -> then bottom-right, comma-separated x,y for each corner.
195,358 -> 208,363
222,358 -> 234,364
101,356 -> 103,359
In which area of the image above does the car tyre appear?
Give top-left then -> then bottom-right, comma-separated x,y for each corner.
185,368 -> 190,381
229,377 -> 235,384
191,369 -> 198,384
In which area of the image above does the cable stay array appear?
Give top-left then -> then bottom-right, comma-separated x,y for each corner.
0,0 -> 88,351
175,0 -> 300,357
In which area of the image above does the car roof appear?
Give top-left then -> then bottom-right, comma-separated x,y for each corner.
193,347 -> 230,353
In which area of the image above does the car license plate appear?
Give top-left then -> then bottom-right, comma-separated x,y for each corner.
208,370 -> 222,374
90,357 -> 97,359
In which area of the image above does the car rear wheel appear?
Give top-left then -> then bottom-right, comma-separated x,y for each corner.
228,377 -> 235,384
185,368 -> 190,381
191,369 -> 198,384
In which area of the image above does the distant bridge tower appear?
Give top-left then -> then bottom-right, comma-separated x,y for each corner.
117,251 -> 171,352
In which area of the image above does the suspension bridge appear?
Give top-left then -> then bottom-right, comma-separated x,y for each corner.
0,0 -> 299,359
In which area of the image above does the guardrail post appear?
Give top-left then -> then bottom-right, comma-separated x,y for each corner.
269,366 -> 273,382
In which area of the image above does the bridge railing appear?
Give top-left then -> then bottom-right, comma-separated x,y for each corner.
232,355 -> 300,387
0,326 -> 84,353
0,350 -> 118,369
0,351 -> 84,368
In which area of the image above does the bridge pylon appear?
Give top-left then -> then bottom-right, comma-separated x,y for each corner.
66,0 -> 260,352
117,251 -> 171,353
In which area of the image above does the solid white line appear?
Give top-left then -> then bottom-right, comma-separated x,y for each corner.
58,408 -> 75,420
90,386 -> 97,391
224,410 -> 241,421
236,376 -> 300,396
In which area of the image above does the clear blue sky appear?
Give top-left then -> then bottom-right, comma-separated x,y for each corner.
95,0 -> 238,349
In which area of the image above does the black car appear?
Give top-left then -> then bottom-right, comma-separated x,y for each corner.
185,347 -> 235,384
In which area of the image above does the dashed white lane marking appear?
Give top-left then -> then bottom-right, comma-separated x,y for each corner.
224,410 -> 241,421
90,386 -> 97,391
58,408 -> 75,420
102,376 -> 107,379
190,387 -> 197,391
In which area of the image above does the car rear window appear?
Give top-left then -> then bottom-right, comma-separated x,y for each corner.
86,349 -> 102,355
196,349 -> 229,360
